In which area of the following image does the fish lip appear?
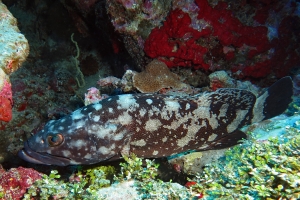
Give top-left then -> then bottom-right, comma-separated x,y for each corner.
18,141 -> 71,166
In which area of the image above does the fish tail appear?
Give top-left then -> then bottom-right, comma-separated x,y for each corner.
252,76 -> 293,123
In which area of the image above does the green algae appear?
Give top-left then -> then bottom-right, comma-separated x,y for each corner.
190,127 -> 300,199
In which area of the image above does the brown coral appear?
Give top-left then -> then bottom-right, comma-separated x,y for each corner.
132,59 -> 190,93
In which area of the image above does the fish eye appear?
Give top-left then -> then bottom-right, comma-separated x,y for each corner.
47,133 -> 64,147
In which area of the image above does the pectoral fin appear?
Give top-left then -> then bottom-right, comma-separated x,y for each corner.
207,130 -> 247,150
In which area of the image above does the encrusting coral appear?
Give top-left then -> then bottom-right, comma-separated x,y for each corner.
132,59 -> 190,93
0,166 -> 42,199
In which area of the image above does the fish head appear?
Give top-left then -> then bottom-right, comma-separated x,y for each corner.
18,104 -> 130,166
18,119 -> 74,166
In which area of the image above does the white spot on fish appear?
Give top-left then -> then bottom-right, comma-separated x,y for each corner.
72,119 -> 85,129
152,150 -> 158,155
176,124 -> 204,147
70,140 -> 85,149
198,144 -> 209,149
165,100 -> 181,112
218,104 -> 228,118
146,99 -> 153,105
140,108 -> 149,117
72,109 -> 85,120
113,132 -> 125,141
252,92 -> 268,123
130,139 -> 146,147
207,133 -> 218,142
227,109 -> 248,133
98,146 -> 110,155
89,123 -> 117,139
162,136 -> 168,142
117,94 -> 138,110
185,103 -> 190,110
62,150 -> 71,157
84,153 -> 91,159
145,119 -> 162,132
117,112 -> 132,125
93,116 -> 100,122
94,103 -> 102,111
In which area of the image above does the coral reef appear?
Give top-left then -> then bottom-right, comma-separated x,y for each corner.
0,78 -> 12,122
106,0 -> 171,38
144,0 -> 300,79
170,67 -> 210,88
84,87 -> 109,106
168,150 -> 227,175
208,70 -> 236,91
23,154 -> 194,199
96,61 -> 199,95
190,120 -> 300,199
97,71 -> 137,93
106,0 -> 172,69
0,0 -> 299,199
144,9 -> 211,69
0,1 -> 29,122
132,59 -> 191,93
0,166 -> 42,199
24,166 -> 115,199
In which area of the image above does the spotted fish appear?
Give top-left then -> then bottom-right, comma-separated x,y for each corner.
18,77 -> 293,166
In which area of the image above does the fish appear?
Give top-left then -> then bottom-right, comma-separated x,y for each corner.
18,77 -> 293,166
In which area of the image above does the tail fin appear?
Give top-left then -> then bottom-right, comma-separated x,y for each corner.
252,76 -> 293,123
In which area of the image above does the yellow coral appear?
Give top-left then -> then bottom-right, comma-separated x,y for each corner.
132,59 -> 190,93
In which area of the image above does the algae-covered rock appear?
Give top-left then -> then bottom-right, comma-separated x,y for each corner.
0,1 -> 29,122
0,1 -> 29,78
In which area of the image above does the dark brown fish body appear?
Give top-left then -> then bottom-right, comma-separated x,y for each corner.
18,77 -> 293,166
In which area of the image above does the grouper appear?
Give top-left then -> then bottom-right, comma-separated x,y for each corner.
18,77 -> 293,166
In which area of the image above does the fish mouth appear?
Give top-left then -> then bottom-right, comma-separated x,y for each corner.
18,141 -> 71,166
